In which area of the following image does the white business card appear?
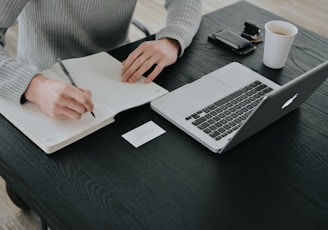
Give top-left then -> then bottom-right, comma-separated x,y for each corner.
121,121 -> 166,148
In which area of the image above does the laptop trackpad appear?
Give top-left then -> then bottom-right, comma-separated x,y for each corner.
185,77 -> 232,102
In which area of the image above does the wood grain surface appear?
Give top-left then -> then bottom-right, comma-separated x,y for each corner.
1,1 -> 328,229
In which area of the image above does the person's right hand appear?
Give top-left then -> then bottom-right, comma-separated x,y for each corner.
24,74 -> 94,120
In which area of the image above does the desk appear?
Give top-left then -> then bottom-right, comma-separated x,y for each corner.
1,2 -> 328,229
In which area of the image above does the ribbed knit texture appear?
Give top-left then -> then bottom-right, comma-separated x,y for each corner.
0,0 -> 202,104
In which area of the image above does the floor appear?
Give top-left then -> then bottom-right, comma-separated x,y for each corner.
1,0 -> 327,229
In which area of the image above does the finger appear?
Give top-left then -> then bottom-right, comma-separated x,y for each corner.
144,63 -> 164,83
46,107 -> 71,120
122,54 -> 149,82
123,47 -> 164,83
47,101 -> 82,120
58,106 -> 83,120
64,96 -> 88,114
56,114 -> 71,120
51,88 -> 92,120
67,87 -> 94,113
81,89 -> 94,112
122,42 -> 156,81
62,89 -> 94,120
127,57 -> 157,83
122,47 -> 144,73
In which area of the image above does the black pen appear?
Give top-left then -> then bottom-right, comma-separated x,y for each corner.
57,58 -> 96,118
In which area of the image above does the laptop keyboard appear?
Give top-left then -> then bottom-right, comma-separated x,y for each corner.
185,80 -> 273,141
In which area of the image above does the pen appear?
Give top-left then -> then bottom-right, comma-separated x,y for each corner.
57,58 -> 96,118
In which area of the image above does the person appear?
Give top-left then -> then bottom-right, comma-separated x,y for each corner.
0,0 -> 202,120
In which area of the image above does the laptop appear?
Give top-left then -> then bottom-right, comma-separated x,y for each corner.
151,61 -> 328,154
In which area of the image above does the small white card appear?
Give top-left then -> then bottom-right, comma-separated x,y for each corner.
121,121 -> 166,148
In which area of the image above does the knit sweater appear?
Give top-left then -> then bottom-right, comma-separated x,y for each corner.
0,0 -> 202,104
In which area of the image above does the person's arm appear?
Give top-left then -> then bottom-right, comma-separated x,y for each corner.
1,42 -> 94,120
1,1 -> 94,120
121,37 -> 180,83
121,0 -> 202,83
0,0 -> 36,104
157,0 -> 203,56
24,74 -> 94,120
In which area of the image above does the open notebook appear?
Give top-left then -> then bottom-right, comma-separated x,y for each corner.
0,52 -> 168,153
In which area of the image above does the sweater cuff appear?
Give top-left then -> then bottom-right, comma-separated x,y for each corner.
3,62 -> 38,104
16,68 -> 38,104
156,26 -> 192,57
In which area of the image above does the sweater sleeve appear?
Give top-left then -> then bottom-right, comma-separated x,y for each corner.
0,0 -> 38,104
156,0 -> 202,56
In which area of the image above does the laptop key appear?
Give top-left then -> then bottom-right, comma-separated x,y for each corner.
263,87 -> 273,93
214,89 -> 244,107
192,117 -> 206,125
187,80 -> 274,142
198,122 -> 210,130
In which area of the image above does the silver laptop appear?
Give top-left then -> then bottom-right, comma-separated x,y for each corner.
151,61 -> 328,154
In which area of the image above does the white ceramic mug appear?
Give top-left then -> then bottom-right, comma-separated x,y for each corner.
263,20 -> 298,69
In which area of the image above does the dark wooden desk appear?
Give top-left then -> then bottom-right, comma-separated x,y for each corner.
1,2 -> 328,230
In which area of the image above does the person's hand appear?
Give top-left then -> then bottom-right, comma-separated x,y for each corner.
121,37 -> 180,83
24,74 -> 94,120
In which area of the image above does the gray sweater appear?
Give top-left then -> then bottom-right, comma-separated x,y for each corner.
0,0 -> 202,104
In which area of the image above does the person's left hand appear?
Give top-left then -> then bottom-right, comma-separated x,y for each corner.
121,38 -> 180,83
